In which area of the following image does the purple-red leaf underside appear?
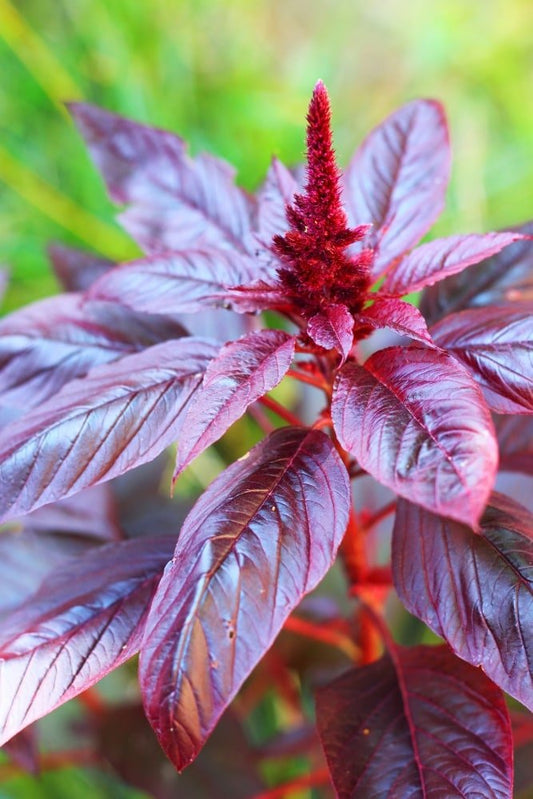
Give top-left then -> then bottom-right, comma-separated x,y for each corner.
68,103 -> 255,256
316,644 -> 513,798
343,99 -> 450,278
382,232 -> 523,296
174,330 -> 295,476
47,243 -> 113,292
0,535 -> 175,745
88,248 -> 257,315
495,414 -> 533,474
140,426 -> 350,771
0,293 -> 187,409
256,157 -> 299,243
332,346 -> 498,527
354,297 -> 433,346
0,337 -> 219,522
431,304 -> 533,414
420,220 -> 533,324
392,493 -> 533,710
307,304 -> 354,362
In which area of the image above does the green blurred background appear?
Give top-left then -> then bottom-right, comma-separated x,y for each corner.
2,0 -> 533,311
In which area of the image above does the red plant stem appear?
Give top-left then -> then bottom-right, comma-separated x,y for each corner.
284,615 -> 359,660
286,368 -> 329,391
258,395 -> 303,427
78,686 -> 105,717
339,505 -> 368,587
248,403 -> 276,434
361,500 -> 397,532
0,749 -> 98,779
253,767 -> 332,799
312,415 -> 332,431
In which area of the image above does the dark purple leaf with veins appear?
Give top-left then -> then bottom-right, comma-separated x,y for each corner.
0,293 -> 188,408
381,232 -> 523,296
140,426 -> 350,771
431,304 -> 533,414
316,644 -> 513,798
0,535 -> 176,745
342,99 -> 450,279
393,493 -> 533,710
88,248 -> 258,315
307,304 -> 354,362
420,220 -> 533,324
68,103 -> 255,257
174,330 -> 295,477
0,337 -> 219,522
495,414 -> 533,474
332,346 -> 498,527
354,297 -> 433,346
47,243 -> 113,292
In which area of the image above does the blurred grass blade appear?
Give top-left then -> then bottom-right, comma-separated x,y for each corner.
0,0 -> 82,111
0,145 -> 132,259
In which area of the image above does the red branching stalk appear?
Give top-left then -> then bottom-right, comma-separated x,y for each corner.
273,81 -> 373,316
253,767 -> 332,799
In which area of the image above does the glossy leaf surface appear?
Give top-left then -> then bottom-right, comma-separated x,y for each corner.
307,304 -> 354,362
174,329 -> 295,475
89,248 -> 257,315
316,644 -> 513,798
431,304 -> 533,414
0,535 -> 176,744
354,297 -> 433,345
343,99 -> 450,277
382,232 -> 522,296
0,338 -> 219,521
393,494 -> 533,709
332,346 -> 497,526
69,103 -> 254,256
140,427 -> 350,771
420,220 -> 533,323
0,293 -> 187,408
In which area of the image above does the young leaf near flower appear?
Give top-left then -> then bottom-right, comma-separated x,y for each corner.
0,79 -> 531,793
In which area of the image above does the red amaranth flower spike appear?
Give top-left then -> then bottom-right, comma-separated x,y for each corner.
273,81 -> 373,316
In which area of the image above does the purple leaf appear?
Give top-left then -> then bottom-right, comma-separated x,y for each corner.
0,337 -> 219,522
495,414 -> 533,474
420,220 -> 533,323
354,297 -> 433,346
316,644 -> 513,798
220,280 -> 288,313
47,243 -> 113,292
382,232 -> 523,296
0,535 -> 176,745
392,493 -> 533,711
431,304 -> 533,414
140,426 -> 350,771
25,484 -> 120,541
343,99 -> 450,278
256,157 -> 298,243
307,304 -> 354,362
0,268 -> 8,303
88,248 -> 257,315
0,293 -> 188,408
332,346 -> 498,527
69,103 -> 255,256
174,330 -> 295,476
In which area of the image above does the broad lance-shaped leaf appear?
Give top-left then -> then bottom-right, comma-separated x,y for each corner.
0,337 -> 219,522
174,330 -> 295,476
381,232 -> 523,296
0,535 -> 176,745
431,304 -> 533,414
343,99 -> 450,278
392,493 -> 533,710
69,103 -> 255,257
420,220 -> 533,324
332,346 -> 498,527
48,243 -> 113,292
140,427 -> 350,771
0,293 -> 188,409
89,248 -> 258,315
495,414 -> 533,474
316,644 -> 513,798
256,157 -> 299,243
353,297 -> 433,346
